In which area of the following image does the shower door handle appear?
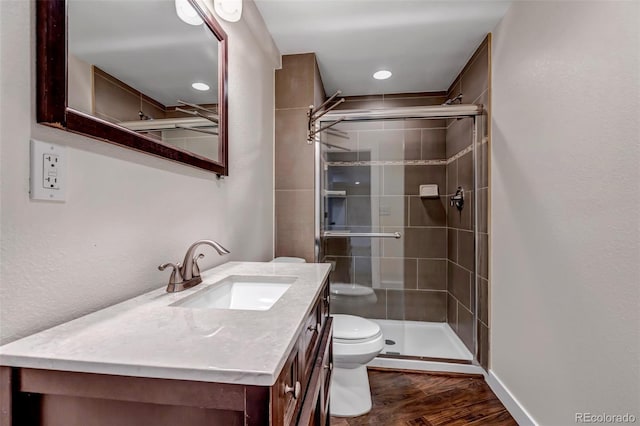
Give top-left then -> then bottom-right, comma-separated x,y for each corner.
321,231 -> 401,239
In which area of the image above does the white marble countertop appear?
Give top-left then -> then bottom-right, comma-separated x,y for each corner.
0,262 -> 331,386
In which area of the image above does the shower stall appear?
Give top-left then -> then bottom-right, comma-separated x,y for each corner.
313,104 -> 485,372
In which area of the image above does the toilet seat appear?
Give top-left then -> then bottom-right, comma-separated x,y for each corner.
333,332 -> 384,356
334,333 -> 382,344
333,314 -> 381,340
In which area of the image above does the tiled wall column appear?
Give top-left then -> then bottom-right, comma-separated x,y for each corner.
445,35 -> 491,369
274,54 -> 325,262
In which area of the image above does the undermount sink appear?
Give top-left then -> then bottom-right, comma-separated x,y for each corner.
171,275 -> 296,311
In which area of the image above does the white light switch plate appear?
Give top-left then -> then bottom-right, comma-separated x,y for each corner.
30,139 -> 66,202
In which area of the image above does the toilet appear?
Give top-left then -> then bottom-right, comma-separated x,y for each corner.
330,314 -> 384,417
270,257 -> 384,417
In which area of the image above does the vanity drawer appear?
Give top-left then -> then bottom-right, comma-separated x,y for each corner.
300,299 -> 321,381
300,281 -> 329,384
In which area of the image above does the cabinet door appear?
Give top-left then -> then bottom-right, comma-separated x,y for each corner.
272,346 -> 301,426
318,319 -> 333,426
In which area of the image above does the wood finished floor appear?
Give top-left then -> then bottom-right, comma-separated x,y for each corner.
330,369 -> 518,426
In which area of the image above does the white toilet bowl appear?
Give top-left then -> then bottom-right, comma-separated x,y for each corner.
330,314 -> 384,417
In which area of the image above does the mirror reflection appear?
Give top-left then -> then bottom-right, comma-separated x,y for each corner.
67,0 -> 220,162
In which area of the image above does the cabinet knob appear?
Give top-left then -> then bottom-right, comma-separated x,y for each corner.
285,381 -> 301,399
307,323 -> 321,333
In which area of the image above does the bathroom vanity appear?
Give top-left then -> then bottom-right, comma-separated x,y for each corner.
0,262 -> 332,426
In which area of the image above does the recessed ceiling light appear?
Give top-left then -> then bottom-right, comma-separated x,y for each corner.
373,70 -> 392,80
175,0 -> 203,26
214,0 -> 243,23
192,82 -> 210,91
355,181 -> 361,185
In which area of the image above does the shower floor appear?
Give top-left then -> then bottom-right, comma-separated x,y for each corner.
371,319 -> 473,361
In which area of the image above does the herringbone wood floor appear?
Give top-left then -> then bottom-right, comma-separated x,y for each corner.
330,369 -> 518,426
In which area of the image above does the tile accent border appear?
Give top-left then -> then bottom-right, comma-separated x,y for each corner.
446,144 -> 473,164
323,114 -> 490,170
325,144 -> 474,168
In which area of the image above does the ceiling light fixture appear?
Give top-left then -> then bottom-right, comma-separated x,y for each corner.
373,70 -> 392,80
175,0 -> 203,25
192,82 -> 210,91
214,0 -> 243,23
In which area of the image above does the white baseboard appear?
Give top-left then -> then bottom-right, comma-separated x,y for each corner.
486,370 -> 537,426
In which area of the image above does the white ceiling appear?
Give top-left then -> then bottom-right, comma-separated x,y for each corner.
68,0 -> 219,106
255,0 -> 512,96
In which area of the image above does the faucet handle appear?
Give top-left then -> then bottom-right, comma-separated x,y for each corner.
192,254 -> 205,278
158,262 -> 183,285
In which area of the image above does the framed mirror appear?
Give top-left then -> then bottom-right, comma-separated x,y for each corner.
37,0 -> 228,175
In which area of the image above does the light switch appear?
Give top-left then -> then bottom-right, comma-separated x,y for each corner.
30,139 -> 66,202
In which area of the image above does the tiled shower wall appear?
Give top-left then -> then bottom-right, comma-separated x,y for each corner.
446,36 -> 491,368
274,54 -> 325,262
323,93 -> 452,322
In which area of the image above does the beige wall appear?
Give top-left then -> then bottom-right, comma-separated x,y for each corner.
491,2 -> 639,424
0,0 -> 280,344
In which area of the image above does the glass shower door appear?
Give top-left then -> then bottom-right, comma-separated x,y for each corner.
318,114 -> 476,362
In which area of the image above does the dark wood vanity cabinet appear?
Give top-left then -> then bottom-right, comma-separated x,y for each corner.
0,281 -> 332,426
274,283 -> 332,426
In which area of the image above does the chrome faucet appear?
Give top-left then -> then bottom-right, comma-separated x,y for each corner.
158,239 -> 230,293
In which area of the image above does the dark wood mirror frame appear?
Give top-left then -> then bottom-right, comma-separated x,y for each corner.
37,0 -> 229,175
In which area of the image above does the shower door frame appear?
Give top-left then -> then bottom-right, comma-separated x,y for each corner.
313,104 -> 484,365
